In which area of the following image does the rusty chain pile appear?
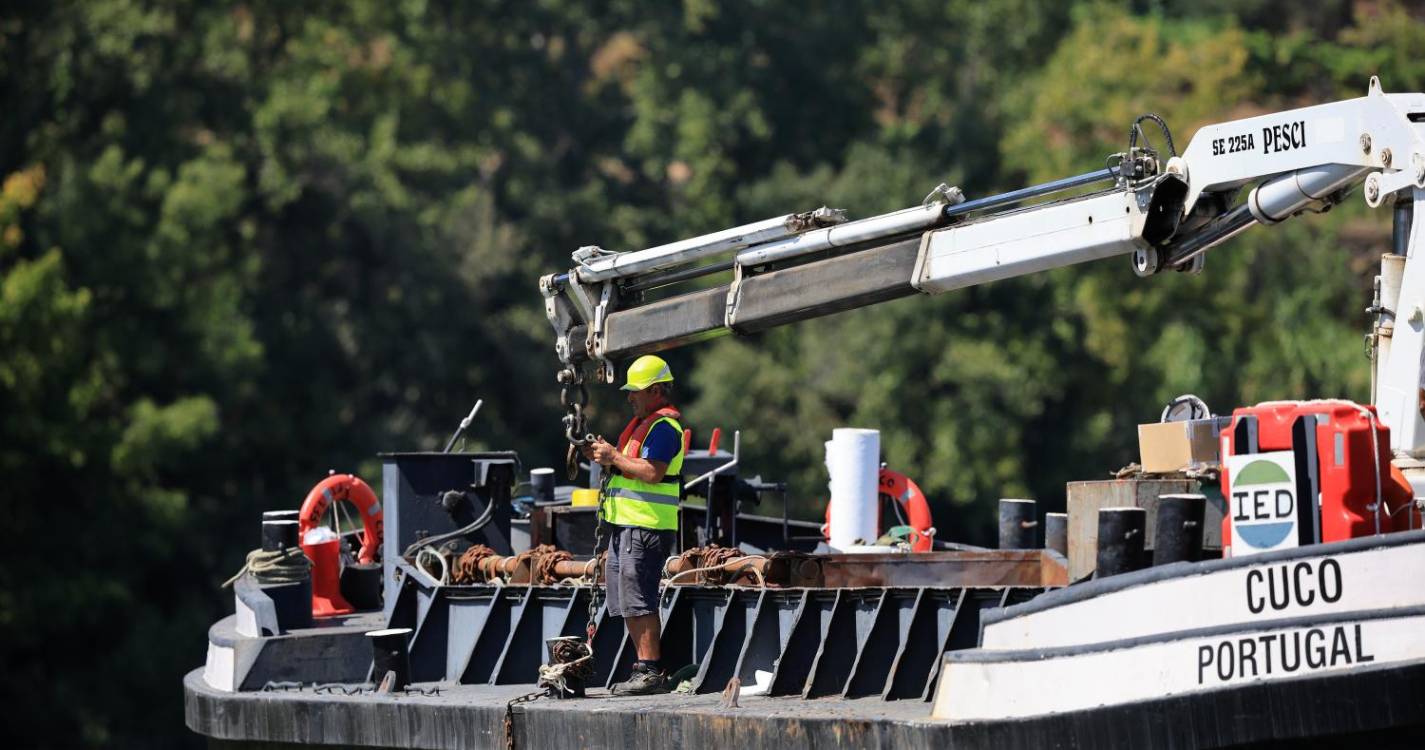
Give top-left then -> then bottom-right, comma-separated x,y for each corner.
422,542 -> 819,589
697,545 -> 743,585
452,544 -> 497,584
531,545 -> 573,585
665,544 -> 768,587
540,637 -> 593,694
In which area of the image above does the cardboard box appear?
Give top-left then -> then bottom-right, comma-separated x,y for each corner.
1137,418 -> 1224,474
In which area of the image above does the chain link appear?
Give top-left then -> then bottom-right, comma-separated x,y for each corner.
585,470 -> 612,646
555,365 -> 611,667
560,377 -> 593,480
560,383 -> 589,443
503,688 -> 548,750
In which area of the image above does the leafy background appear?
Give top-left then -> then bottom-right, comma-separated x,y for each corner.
2,0 -> 1423,746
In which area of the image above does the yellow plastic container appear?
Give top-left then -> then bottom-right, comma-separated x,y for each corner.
571,489 -> 600,507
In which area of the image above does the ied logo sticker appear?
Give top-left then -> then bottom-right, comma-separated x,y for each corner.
1229,452 -> 1299,553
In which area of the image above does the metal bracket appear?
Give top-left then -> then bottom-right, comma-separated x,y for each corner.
724,263 -> 747,330
922,183 -> 965,208
540,273 -> 583,367
1365,154 -> 1425,208
587,282 -> 617,383
564,279 -> 597,330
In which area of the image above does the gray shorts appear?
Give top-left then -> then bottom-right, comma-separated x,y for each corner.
605,525 -> 674,618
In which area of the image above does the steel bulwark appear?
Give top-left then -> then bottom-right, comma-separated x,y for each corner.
379,550 -> 1060,701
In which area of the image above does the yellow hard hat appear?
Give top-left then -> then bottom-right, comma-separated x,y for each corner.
621,355 -> 674,392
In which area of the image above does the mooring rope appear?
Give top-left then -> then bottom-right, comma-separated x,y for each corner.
221,546 -> 310,588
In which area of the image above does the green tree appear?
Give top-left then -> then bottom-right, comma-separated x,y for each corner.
1,1 -> 1421,746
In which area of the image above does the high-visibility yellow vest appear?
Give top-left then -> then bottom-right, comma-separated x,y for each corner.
604,413 -> 683,530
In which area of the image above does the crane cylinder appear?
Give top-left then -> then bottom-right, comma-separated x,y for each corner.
1247,164 -> 1366,224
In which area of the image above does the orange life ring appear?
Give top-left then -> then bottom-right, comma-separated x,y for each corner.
822,467 -> 935,552
298,473 -> 383,564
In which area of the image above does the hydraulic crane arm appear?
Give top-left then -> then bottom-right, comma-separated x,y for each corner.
541,78 -> 1425,453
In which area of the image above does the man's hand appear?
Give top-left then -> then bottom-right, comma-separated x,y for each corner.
585,437 -> 617,467
580,437 -> 668,482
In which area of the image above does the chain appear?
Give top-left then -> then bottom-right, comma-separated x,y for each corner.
560,383 -> 589,444
556,364 -> 611,665
560,372 -> 593,480
585,470 -> 613,647
503,688 -> 548,750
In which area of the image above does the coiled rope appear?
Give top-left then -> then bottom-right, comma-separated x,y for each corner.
222,547 -> 310,588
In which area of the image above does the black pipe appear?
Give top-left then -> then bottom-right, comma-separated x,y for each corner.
262,519 -> 300,552
530,467 -> 556,505
1395,198 -> 1414,256
1153,494 -> 1205,566
1096,507 -> 1146,578
1044,512 -> 1068,556
998,499 -> 1038,550
367,628 -> 413,692
944,168 -> 1118,220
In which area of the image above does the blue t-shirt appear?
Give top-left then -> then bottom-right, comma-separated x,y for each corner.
639,421 -> 681,465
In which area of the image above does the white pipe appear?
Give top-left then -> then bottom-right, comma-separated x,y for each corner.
575,214 -> 809,283
736,203 -> 944,267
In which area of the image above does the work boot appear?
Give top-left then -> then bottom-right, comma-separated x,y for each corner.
611,661 -> 668,696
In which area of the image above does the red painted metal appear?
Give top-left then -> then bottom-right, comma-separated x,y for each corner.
1220,400 -> 1417,551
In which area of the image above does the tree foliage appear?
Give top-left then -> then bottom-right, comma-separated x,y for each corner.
1,1 -> 1421,746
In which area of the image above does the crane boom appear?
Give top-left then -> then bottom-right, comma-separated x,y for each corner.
541,78 -> 1425,460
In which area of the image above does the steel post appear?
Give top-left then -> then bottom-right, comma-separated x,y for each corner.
529,467 -> 556,505
998,499 -> 1038,550
261,519 -> 299,552
367,627 -> 414,691
1043,512 -> 1068,556
1096,507 -> 1147,578
1153,494 -> 1205,565
1395,197 -> 1414,256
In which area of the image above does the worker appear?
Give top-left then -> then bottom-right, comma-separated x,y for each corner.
582,354 -> 685,695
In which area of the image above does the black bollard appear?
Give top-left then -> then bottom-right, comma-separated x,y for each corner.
530,467 -> 556,505
1044,512 -> 1068,556
262,519 -> 301,552
341,562 -> 384,611
544,636 -> 590,698
1096,507 -> 1146,578
255,516 -> 311,632
367,628 -> 413,691
998,499 -> 1038,549
1154,494 -> 1206,566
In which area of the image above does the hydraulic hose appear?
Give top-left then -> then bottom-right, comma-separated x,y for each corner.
403,497 -> 496,557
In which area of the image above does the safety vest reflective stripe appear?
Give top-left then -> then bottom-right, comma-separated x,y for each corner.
607,486 -> 680,505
